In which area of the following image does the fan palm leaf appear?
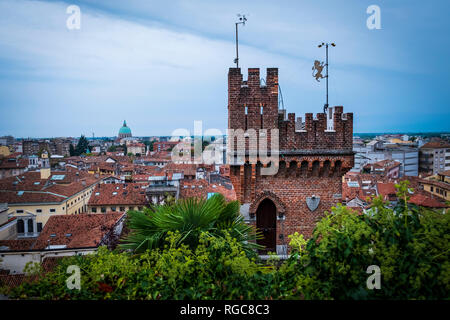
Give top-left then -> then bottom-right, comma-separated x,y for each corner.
120,194 -> 262,255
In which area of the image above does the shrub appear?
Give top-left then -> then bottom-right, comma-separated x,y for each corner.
4,182 -> 448,300
4,232 -> 296,300
284,182 -> 450,299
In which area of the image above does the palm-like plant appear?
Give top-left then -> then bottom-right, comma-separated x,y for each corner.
120,194 -> 262,256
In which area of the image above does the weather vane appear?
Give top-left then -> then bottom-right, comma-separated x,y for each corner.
234,14 -> 247,68
312,42 -> 336,114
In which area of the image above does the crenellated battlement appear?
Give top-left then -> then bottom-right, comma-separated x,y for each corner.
278,106 -> 353,151
228,67 -> 279,132
227,66 -> 356,245
228,67 -> 353,153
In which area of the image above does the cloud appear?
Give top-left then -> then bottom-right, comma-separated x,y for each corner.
0,0 -> 448,137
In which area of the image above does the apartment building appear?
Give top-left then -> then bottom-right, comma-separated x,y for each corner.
419,141 -> 450,175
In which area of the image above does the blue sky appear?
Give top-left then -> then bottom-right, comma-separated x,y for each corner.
0,0 -> 449,138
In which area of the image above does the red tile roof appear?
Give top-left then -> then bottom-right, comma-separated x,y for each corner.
409,193 -> 447,208
0,158 -> 28,169
33,212 -> 125,250
0,239 -> 37,251
364,159 -> 401,171
376,182 -> 397,200
0,170 -> 104,204
164,163 -> 198,177
0,257 -> 63,288
438,170 -> 450,177
421,141 -> 450,149
420,177 -> 450,191
88,183 -> 147,206
180,180 -> 236,202
0,274 -> 36,288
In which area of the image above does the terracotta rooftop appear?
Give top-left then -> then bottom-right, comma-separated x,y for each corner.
164,163 -> 198,177
88,183 -> 147,206
0,257 -> 64,287
408,193 -> 447,208
0,170 -> 105,204
364,159 -> 401,171
0,273 -> 37,288
33,212 -> 125,250
420,141 -> 450,149
376,182 -> 398,201
420,177 -> 450,191
438,170 -> 450,177
180,180 -> 236,202
0,239 -> 37,251
0,158 -> 28,169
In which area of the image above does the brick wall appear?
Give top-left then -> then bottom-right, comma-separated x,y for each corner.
228,67 -> 354,245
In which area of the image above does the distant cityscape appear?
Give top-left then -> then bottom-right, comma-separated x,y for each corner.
0,71 -> 449,298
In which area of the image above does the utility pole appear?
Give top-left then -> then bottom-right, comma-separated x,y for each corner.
234,14 -> 247,68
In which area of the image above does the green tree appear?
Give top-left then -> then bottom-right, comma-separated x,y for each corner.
69,144 -> 75,156
75,135 -> 89,156
144,140 -> 155,152
120,194 -> 262,256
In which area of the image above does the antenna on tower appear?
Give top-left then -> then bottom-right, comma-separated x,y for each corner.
278,84 -> 285,110
260,77 -> 285,110
234,14 -> 248,68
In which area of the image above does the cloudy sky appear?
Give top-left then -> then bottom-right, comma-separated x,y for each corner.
0,0 -> 449,138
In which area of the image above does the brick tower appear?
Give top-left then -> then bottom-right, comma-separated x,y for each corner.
227,67 -> 354,254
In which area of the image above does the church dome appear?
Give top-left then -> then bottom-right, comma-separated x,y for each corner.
118,120 -> 132,138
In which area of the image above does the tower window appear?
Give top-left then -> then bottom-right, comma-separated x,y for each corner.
245,105 -> 248,130
260,105 -> 264,129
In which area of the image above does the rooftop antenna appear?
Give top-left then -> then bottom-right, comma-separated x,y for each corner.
234,14 -> 247,68
313,42 -> 336,114
278,84 -> 285,110
261,78 -> 285,110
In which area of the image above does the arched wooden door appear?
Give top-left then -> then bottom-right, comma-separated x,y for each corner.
256,199 -> 277,253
